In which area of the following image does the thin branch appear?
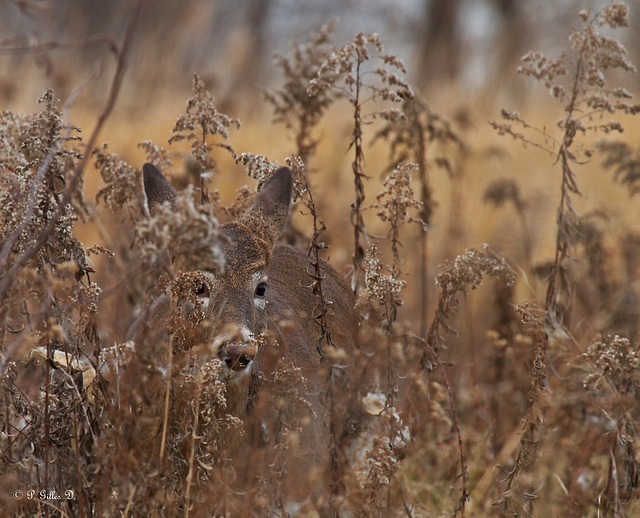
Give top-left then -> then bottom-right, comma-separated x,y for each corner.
0,33 -> 118,56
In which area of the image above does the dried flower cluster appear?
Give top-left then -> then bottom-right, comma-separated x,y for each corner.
0,93 -> 98,377
308,32 -> 413,104
93,143 -> 142,212
434,248 -> 514,313
364,162 -> 425,331
372,162 -> 426,248
579,333 -> 640,511
0,91 -> 85,273
136,185 -> 226,275
235,151 -> 280,188
169,73 -> 240,178
583,334 -> 640,393
364,243 -> 405,311
357,435 -> 400,513
138,139 -> 173,172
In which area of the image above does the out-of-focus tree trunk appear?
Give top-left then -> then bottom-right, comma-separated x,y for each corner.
415,0 -> 461,89
223,0 -> 272,108
480,0 -> 530,105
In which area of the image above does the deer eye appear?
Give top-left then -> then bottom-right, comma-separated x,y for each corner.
255,282 -> 267,299
195,280 -> 210,298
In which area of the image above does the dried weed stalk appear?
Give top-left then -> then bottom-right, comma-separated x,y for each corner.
357,162 -> 426,506
374,97 -> 461,335
424,248 -> 515,359
492,3 -> 639,322
284,156 -> 334,353
494,304 -> 548,514
412,247 -> 514,515
169,73 -> 240,203
366,161 -> 425,332
309,31 -> 414,292
253,357 -> 314,515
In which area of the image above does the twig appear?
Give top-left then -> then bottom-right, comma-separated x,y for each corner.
73,419 -> 87,518
429,345 -> 469,516
350,59 -> 368,293
0,0 -> 143,304
159,334 -> 173,464
300,166 -> 334,353
0,33 -> 118,56
184,371 -> 203,518
62,60 -> 102,125
609,445 -> 622,518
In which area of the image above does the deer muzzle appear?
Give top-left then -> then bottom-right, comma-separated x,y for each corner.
219,342 -> 257,375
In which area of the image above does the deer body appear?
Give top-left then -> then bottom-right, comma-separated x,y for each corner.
131,164 -> 360,508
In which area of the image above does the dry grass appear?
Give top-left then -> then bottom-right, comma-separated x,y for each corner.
2,3 -> 640,517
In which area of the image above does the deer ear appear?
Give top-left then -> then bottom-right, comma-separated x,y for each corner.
244,167 -> 293,245
143,163 -> 177,216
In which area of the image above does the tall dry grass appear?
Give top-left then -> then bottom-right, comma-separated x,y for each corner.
1,2 -> 640,517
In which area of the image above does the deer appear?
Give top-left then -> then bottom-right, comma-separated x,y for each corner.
129,163 -> 362,512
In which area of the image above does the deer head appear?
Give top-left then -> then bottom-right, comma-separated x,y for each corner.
142,163 -> 292,382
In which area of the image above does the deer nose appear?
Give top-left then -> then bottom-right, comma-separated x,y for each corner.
220,342 -> 257,373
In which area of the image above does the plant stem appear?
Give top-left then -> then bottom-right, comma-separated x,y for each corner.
351,59 -> 367,293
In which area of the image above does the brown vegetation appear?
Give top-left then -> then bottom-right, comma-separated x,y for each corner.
1,2 -> 640,517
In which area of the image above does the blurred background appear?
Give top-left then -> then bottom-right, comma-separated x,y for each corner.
2,0 -> 639,114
